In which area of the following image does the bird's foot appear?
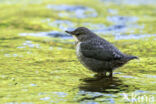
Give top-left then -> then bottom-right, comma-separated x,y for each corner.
81,72 -> 113,82
82,73 -> 106,82
94,73 -> 108,80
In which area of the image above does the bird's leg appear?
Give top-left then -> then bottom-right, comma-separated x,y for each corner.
103,71 -> 106,77
108,70 -> 113,78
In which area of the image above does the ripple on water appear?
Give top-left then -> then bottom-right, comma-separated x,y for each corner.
22,40 -> 40,48
4,53 -> 20,57
82,15 -> 144,35
38,92 -> 67,103
19,25 -> 155,40
20,15 -> 155,40
19,31 -> 72,39
17,40 -> 40,49
145,75 -> 156,78
30,83 -> 37,87
52,92 -> 67,97
5,102 -> 33,104
40,97 -> 51,101
78,91 -> 116,104
0,0 -> 42,4
82,24 -> 153,40
114,34 -> 156,40
46,4 -> 98,18
77,77 -> 129,104
120,75 -> 137,79
4,54 -> 11,57
107,16 -> 138,25
48,20 -> 76,31
107,9 -> 118,15
100,0 -> 156,5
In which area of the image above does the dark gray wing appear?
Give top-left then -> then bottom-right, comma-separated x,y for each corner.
80,40 -> 124,61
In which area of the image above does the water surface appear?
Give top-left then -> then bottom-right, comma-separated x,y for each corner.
0,0 -> 156,104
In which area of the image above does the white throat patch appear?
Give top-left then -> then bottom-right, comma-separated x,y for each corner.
73,35 -> 79,42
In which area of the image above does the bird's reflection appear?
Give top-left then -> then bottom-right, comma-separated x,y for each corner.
79,77 -> 129,93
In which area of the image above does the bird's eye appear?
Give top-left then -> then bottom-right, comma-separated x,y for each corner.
75,33 -> 80,36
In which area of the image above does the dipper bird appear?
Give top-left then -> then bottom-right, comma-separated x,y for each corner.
65,27 -> 138,78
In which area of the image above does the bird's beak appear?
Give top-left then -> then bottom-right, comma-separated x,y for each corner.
65,28 -> 75,35
65,30 -> 73,34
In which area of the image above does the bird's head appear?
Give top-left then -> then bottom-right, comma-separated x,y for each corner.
65,27 -> 95,42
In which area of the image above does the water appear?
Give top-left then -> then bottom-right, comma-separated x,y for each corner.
48,20 -> 76,31
107,16 -> 138,25
115,34 -> 156,40
0,0 -> 156,104
100,0 -> 156,5
19,31 -> 72,39
46,4 -> 98,18
19,25 -> 155,40
0,0 -> 42,4
22,16 -> 154,40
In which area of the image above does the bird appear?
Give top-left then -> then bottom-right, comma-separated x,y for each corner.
65,27 -> 138,79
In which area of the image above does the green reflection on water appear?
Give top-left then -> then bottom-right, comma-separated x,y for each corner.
0,0 -> 156,104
